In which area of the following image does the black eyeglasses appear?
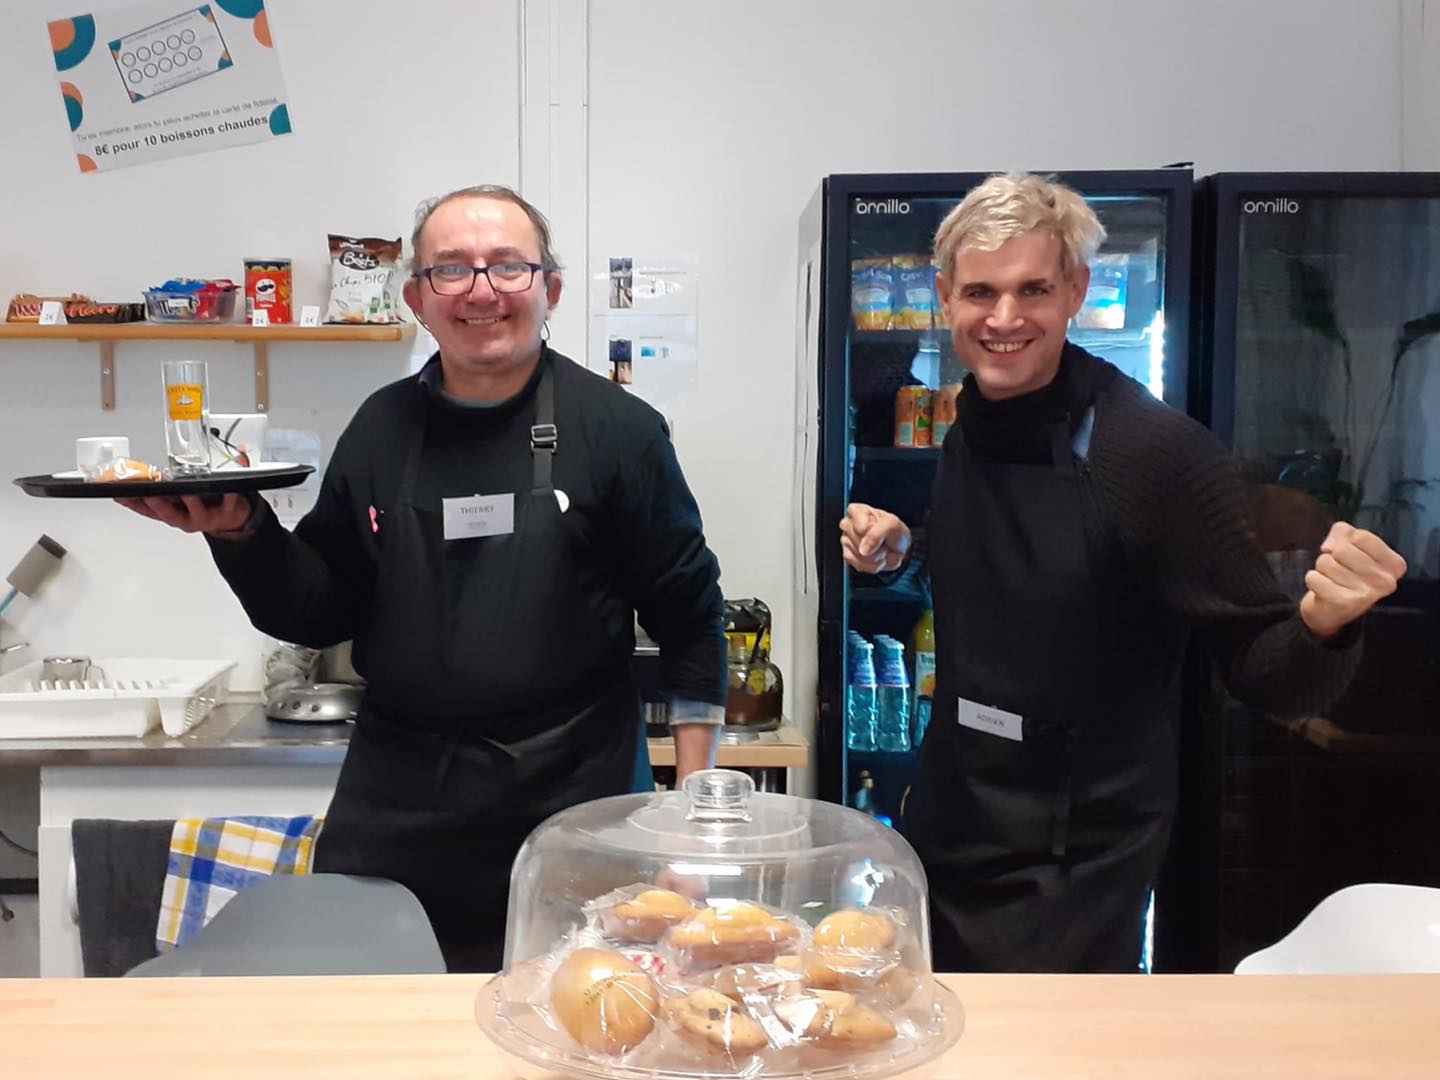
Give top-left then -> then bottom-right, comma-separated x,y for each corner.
414,262 -> 547,296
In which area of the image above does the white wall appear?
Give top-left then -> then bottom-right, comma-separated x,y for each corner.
0,0 -> 521,690
588,0 -> 1406,782
1402,0 -> 1440,169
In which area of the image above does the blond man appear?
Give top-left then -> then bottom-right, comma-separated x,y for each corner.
840,174 -> 1405,973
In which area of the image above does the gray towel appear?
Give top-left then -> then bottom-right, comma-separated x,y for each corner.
71,819 -> 173,977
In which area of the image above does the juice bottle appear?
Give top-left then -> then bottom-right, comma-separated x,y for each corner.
912,608 -> 936,744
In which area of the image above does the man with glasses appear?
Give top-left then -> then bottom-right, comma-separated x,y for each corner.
119,186 -> 726,971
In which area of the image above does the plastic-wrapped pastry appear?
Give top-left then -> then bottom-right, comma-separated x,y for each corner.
548,947 -> 658,1055
669,903 -> 801,968
605,888 -> 699,943
666,988 -> 769,1055
710,960 -> 806,1003
804,951 -> 893,991
821,997 -> 897,1049
768,989 -> 896,1048
94,458 -> 163,482
771,989 -> 849,1039
813,909 -> 896,951
870,962 -> 922,1007
805,909 -> 902,991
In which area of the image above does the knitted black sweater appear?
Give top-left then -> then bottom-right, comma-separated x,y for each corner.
905,342 -> 1360,719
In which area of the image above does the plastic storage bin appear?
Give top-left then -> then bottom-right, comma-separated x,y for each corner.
143,281 -> 239,322
0,658 -> 236,738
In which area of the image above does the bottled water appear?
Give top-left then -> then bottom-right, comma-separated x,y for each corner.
845,639 -> 877,752
875,638 -> 912,752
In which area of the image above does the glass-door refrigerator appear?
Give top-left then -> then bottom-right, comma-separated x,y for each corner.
793,169 -> 1193,825
1168,172 -> 1440,972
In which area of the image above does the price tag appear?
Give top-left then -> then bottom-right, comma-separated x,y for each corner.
39,301 -> 65,325
250,308 -> 270,327
299,305 -> 321,327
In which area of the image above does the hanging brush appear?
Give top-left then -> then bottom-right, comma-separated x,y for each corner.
1,535 -> 67,616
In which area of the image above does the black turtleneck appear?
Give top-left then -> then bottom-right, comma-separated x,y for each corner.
954,342 -> 1118,465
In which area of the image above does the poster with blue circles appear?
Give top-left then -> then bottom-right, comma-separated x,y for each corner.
49,0 -> 292,174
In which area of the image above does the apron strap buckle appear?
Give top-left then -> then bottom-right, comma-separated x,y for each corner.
531,362 -> 558,493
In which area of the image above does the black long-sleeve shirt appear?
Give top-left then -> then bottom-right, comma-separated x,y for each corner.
894,343 -> 1359,719
1088,355 -> 1359,716
208,348 -> 726,715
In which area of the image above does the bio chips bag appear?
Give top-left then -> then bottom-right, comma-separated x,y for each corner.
325,234 -> 402,324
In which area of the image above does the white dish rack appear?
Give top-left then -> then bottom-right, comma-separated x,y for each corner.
0,658 -> 236,739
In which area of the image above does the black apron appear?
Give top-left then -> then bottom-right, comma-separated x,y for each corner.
903,417 -> 1174,973
313,358 -> 652,972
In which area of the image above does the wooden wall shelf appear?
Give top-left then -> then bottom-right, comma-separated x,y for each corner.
0,322 -> 416,411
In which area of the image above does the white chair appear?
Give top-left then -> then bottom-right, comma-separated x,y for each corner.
1234,883 -> 1440,974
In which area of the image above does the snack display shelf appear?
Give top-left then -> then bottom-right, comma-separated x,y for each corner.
0,322 -> 415,412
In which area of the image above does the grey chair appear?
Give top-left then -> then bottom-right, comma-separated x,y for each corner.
125,873 -> 445,977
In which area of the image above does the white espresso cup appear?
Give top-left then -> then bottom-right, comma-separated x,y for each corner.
75,436 -> 131,478
208,413 -> 268,470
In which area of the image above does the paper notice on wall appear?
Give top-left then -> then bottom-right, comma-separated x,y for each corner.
590,255 -> 699,406
48,1 -> 292,174
589,315 -> 699,406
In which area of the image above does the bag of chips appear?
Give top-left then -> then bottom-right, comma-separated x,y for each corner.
324,234 -> 402,324
892,254 -> 935,330
850,258 -> 893,331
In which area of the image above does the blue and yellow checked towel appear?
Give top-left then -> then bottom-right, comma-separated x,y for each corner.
156,815 -> 324,951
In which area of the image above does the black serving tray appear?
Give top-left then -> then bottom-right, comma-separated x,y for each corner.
14,463 -> 313,499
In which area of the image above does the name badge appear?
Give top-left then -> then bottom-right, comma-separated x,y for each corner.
442,493 -> 514,540
958,697 -> 1024,742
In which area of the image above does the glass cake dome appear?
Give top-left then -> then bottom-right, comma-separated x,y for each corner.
475,769 -> 963,1080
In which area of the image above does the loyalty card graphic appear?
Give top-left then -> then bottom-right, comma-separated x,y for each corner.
49,0 -> 291,173
109,5 -> 232,103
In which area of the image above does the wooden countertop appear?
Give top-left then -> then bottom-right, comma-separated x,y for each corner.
3,972 -> 1437,1078
648,724 -> 808,768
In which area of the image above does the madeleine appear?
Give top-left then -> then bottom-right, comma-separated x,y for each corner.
812,909 -> 896,951
608,888 -> 699,943
670,903 -> 800,967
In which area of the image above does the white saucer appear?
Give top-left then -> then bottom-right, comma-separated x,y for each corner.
51,461 -> 300,480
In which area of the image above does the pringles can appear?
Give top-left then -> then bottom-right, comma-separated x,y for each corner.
244,258 -> 293,324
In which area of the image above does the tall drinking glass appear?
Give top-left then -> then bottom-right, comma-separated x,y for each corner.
161,359 -> 211,476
